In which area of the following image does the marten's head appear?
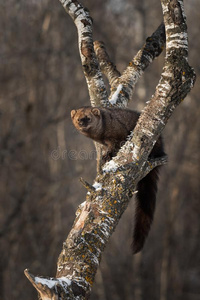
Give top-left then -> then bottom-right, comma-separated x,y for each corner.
71,107 -> 101,136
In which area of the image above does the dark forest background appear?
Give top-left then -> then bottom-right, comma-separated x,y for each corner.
0,0 -> 199,299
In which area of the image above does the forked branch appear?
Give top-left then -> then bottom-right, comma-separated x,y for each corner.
109,22 -> 166,107
25,1 -> 195,299
93,23 -> 166,107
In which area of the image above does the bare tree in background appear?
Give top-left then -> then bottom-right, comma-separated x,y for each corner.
23,0 -> 196,299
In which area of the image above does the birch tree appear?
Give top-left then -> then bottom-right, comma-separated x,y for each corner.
24,0 -> 195,299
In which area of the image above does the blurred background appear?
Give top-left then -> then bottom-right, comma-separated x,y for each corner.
0,0 -> 199,299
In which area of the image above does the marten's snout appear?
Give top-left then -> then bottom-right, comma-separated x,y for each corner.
78,116 -> 91,127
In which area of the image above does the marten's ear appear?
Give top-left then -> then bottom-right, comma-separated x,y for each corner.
91,108 -> 100,116
71,110 -> 76,119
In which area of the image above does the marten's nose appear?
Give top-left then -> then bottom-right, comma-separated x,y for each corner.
79,118 -> 86,126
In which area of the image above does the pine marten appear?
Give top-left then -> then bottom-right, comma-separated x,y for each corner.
71,106 -> 165,254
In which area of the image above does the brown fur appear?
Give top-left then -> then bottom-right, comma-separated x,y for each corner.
71,106 -> 165,253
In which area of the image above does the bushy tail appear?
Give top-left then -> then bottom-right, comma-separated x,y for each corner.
132,167 -> 160,254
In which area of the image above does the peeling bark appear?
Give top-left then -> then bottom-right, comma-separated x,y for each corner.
25,0 -> 195,299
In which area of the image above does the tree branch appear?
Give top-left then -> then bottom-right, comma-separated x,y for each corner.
93,40 -> 121,86
109,23 -> 166,107
104,1 -> 195,169
94,24 -> 166,108
59,0 -> 109,107
79,177 -> 95,192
